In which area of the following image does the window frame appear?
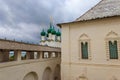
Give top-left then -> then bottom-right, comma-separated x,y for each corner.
106,38 -> 120,60
79,34 -> 91,60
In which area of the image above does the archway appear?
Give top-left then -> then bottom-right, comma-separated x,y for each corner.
23,72 -> 38,80
53,64 -> 61,80
42,67 -> 52,80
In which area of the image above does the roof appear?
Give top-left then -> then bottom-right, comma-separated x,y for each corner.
57,0 -> 120,27
76,0 -> 120,21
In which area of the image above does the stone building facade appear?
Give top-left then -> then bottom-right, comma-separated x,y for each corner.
58,0 -> 120,80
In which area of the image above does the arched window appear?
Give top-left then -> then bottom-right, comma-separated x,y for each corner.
109,41 -> 118,59
105,31 -> 120,60
81,42 -> 88,59
79,34 -> 91,60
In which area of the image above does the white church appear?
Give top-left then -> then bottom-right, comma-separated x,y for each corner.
40,22 -> 61,48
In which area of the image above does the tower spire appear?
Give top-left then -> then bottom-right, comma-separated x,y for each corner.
50,16 -> 53,24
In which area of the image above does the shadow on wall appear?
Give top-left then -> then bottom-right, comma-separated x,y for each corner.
42,67 -> 52,80
54,64 -> 61,80
23,72 -> 38,80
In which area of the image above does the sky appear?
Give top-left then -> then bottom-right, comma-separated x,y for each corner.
0,0 -> 101,44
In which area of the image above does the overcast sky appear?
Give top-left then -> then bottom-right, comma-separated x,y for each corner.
0,0 -> 101,44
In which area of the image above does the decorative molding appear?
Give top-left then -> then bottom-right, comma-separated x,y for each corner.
61,62 -> 120,68
79,33 -> 89,40
106,31 -> 118,38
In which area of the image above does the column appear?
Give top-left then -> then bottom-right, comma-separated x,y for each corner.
26,51 -> 30,59
58,52 -> 61,58
55,52 -> 58,58
14,51 -> 18,61
40,51 -> 43,59
3,50 -> 9,62
30,52 -> 34,59
36,52 -> 40,59
17,51 -> 21,61
0,50 -> 3,62
49,52 -> 52,58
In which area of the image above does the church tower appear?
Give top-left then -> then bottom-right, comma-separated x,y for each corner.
40,29 -> 46,45
40,18 -> 61,48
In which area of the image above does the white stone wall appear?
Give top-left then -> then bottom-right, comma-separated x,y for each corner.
0,58 -> 61,80
61,17 -> 120,80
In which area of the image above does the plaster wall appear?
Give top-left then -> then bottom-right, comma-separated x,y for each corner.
0,58 -> 61,80
61,17 -> 120,80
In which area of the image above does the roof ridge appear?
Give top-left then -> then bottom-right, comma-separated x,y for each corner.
76,0 -> 103,21
75,0 -> 120,21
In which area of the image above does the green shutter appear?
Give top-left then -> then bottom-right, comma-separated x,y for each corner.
109,41 -> 118,59
114,41 -> 118,59
81,42 -> 88,59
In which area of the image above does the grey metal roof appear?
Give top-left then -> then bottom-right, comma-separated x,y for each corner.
76,0 -> 120,21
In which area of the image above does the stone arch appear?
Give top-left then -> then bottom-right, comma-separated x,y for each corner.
53,64 -> 61,80
23,72 -> 38,80
42,67 -> 52,80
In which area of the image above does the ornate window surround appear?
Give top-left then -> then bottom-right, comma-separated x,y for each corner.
79,33 -> 91,60
105,31 -> 120,60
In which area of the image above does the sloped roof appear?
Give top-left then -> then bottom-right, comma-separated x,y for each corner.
76,0 -> 120,21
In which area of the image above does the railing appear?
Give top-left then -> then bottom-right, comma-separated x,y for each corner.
0,39 -> 61,67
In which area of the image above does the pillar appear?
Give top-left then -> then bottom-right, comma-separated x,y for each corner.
17,51 -> 21,61
0,50 -> 3,62
26,51 -> 30,59
14,51 -> 18,61
29,52 -> 34,59
55,52 -> 58,58
58,52 -> 61,58
35,52 -> 40,59
40,51 -> 43,59
37,52 -> 40,59
3,50 -> 9,62
49,52 -> 52,58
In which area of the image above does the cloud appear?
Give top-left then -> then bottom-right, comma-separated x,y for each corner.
0,0 -> 101,43
54,0 -> 101,22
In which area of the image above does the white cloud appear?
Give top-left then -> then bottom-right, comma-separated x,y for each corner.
54,0 -> 101,22
0,0 -> 101,43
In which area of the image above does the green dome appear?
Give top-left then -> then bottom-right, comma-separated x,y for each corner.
41,29 -> 46,36
51,27 -> 56,35
56,29 -> 61,36
47,28 -> 52,33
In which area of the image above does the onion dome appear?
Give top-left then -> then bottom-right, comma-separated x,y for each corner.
47,23 -> 52,33
41,29 -> 46,36
56,29 -> 61,36
51,27 -> 56,35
